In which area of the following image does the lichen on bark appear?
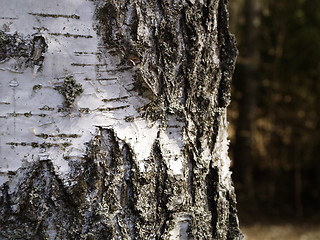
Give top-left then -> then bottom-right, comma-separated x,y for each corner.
55,75 -> 84,108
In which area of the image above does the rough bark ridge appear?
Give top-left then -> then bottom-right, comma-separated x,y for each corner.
94,0 -> 240,238
0,0 -> 242,239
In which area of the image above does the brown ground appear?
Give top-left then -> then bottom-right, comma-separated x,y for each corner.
241,224 -> 320,240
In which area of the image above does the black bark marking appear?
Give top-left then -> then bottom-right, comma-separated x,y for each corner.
0,31 -> 47,69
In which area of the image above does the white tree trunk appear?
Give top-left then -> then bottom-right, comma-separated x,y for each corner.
0,0 -> 242,239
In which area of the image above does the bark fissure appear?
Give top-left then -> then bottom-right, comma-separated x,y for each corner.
206,165 -> 220,237
154,140 -> 171,237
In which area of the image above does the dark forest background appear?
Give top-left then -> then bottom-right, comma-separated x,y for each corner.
229,0 -> 320,223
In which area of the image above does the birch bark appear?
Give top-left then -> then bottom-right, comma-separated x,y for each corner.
0,0 -> 242,239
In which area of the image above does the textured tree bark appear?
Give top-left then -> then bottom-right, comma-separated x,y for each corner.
0,0 -> 242,239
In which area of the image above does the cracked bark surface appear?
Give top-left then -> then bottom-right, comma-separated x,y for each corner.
0,0 -> 242,239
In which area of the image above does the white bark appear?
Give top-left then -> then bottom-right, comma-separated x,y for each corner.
0,0 -> 157,183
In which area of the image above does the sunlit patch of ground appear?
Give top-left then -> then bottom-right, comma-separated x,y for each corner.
241,224 -> 320,240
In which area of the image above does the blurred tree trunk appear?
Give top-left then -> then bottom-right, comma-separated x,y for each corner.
233,0 -> 261,199
0,0 -> 242,239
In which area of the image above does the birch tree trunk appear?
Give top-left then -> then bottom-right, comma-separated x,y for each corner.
0,0 -> 242,239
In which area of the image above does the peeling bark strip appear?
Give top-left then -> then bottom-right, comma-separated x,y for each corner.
0,0 -> 242,239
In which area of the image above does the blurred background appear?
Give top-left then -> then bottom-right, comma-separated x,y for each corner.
228,0 -> 320,239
